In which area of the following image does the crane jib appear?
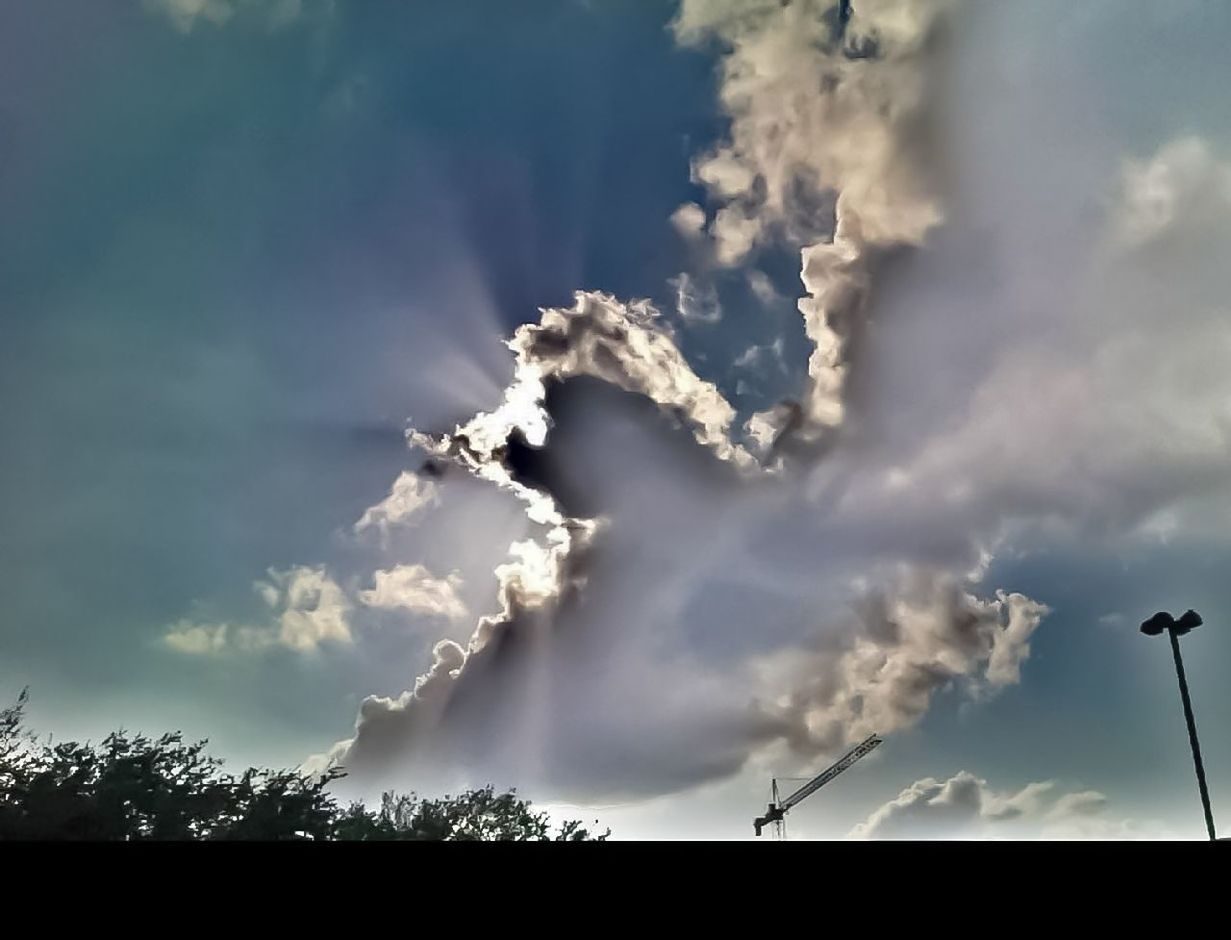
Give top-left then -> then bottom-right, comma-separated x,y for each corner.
779,734 -> 882,809
753,733 -> 883,836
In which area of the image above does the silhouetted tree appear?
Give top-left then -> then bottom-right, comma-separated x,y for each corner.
336,786 -> 607,841
0,691 -> 608,841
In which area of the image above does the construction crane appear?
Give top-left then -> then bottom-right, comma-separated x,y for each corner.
754,734 -> 883,838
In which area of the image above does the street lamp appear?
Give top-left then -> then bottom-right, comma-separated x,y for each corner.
1140,609 -> 1217,841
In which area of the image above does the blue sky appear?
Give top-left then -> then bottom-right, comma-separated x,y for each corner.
1,0 -> 710,741
2,0 -> 1229,839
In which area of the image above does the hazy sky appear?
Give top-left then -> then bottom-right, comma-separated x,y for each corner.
2,0 -> 1229,840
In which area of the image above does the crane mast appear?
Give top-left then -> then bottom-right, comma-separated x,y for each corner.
754,734 -> 882,837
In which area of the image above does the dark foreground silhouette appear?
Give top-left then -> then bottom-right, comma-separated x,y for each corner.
0,690 -> 608,841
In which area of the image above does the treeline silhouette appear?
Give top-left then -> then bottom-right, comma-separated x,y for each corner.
0,690 -> 608,841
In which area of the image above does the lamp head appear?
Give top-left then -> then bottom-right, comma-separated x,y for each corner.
1174,609 -> 1203,635
1140,611 -> 1173,636
1140,609 -> 1202,636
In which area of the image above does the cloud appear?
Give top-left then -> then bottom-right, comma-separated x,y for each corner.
733,337 -> 786,374
674,0 -> 955,450
315,375 -> 1046,800
1110,136 -> 1231,250
419,289 -> 760,474
359,565 -> 466,621
142,0 -> 327,34
306,7 -> 1231,812
669,272 -> 723,326
311,1 -> 1056,801
733,338 -> 788,398
758,569 -> 1047,753
142,0 -> 236,33
164,621 -> 232,655
746,270 -> 779,305
670,202 -> 707,241
165,565 -> 352,655
849,771 -> 1171,840
826,132 -> 1231,555
301,638 -> 468,779
264,565 -> 352,652
354,471 -> 441,541
674,0 -> 949,248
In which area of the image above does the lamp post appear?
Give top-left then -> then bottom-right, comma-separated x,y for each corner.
1140,609 -> 1217,841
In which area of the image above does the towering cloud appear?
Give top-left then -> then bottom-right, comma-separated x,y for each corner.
675,0 -> 954,448
306,1 -> 1231,812
313,290 -> 758,790
312,0 -> 1045,799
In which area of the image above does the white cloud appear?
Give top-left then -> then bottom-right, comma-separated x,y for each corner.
360,565 -> 466,621
849,771 -> 1173,840
669,272 -> 723,326
269,565 -> 352,652
757,569 -> 1048,753
675,0 -> 955,447
354,471 -> 441,540
485,290 -> 759,471
164,621 -> 232,655
675,0 -> 950,248
1110,136 -> 1231,250
164,565 -> 352,655
733,337 -> 786,374
670,202 -> 707,240
747,270 -> 779,305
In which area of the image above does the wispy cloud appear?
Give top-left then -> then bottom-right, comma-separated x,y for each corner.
142,0 -> 329,34
165,565 -> 351,655
354,471 -> 441,542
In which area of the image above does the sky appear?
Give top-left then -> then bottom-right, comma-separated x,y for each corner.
2,0 -> 1230,840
